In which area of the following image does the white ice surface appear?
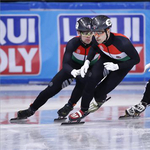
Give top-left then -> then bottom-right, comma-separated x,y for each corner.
0,84 -> 150,150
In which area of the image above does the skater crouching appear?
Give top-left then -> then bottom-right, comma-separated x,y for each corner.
11,17 -> 100,122
68,15 -> 140,122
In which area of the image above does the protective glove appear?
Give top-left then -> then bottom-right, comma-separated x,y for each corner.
71,69 -> 81,78
81,60 -> 90,78
104,62 -> 119,71
145,63 -> 150,72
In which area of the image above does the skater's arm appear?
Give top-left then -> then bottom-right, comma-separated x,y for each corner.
62,38 -> 78,74
116,37 -> 140,70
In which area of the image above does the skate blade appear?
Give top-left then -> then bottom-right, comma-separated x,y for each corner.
61,121 -> 85,125
10,118 -> 27,124
54,117 -> 67,122
119,115 -> 140,120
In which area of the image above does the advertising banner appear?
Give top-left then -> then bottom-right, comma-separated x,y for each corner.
0,15 -> 41,75
58,14 -> 145,74
0,2 -> 150,84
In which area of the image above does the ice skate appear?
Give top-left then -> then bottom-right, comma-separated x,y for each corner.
68,110 -> 88,122
61,110 -> 89,125
119,102 -> 147,119
54,103 -> 73,121
119,109 -> 140,119
10,107 -> 35,123
88,97 -> 111,113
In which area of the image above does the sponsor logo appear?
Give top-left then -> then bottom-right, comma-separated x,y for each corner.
0,15 -> 41,75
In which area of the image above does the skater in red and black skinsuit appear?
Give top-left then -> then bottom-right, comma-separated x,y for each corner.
69,15 -> 140,121
12,17 -> 100,120
120,63 -> 150,118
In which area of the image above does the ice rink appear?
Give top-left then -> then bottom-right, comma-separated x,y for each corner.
0,83 -> 150,150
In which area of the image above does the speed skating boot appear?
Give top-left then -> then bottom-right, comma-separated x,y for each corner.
17,107 -> 35,119
119,101 -> 147,119
57,103 -> 73,118
69,110 -> 89,122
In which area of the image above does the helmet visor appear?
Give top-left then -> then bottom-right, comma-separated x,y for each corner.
81,31 -> 93,36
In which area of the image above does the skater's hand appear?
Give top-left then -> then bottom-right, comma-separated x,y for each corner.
71,69 -> 81,78
81,60 -> 90,78
145,63 -> 150,72
88,101 -> 100,113
104,62 -> 119,71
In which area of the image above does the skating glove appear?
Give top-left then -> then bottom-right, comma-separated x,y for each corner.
104,62 -> 119,71
145,63 -> 150,72
81,60 -> 90,78
71,69 -> 81,78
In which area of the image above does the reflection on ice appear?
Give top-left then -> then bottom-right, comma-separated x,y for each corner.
1,107 -> 150,150
0,84 -> 150,150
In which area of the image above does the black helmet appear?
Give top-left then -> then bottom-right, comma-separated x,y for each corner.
92,15 -> 112,32
76,17 -> 92,32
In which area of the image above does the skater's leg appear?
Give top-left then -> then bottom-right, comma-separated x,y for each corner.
31,70 -> 72,110
69,65 -> 132,122
94,67 -> 132,103
141,79 -> 150,105
68,76 -> 88,105
120,80 -> 150,119
57,76 -> 87,117
17,70 -> 72,119
80,59 -> 105,112
68,60 -> 105,122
